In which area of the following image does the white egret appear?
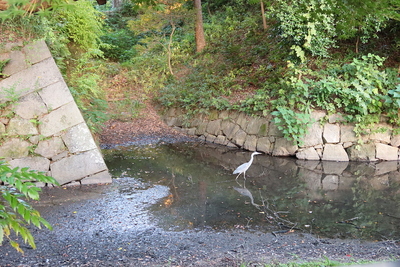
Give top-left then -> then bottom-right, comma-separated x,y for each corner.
233,151 -> 262,180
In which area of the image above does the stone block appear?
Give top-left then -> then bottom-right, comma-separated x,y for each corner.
188,117 -> 202,127
300,122 -> 323,147
9,156 -> 50,172
376,143 -> 398,161
328,113 -> 345,123
272,137 -> 298,156
0,41 -> 23,53
195,121 -> 208,135
80,170 -> 112,185
205,133 -> 216,143
222,121 -> 240,140
165,107 -> 177,117
206,119 -> 221,136
322,144 -> 349,161
62,123 -> 97,153
343,141 -> 353,148
38,81 -> 75,111
236,112 -> 249,130
22,39 -> 52,65
39,101 -> 84,137
246,117 -> 264,135
35,137 -> 66,158
232,129 -> 247,147
296,147 -> 320,160
187,128 -> 196,135
214,135 -> 227,145
0,57 -> 63,101
0,138 -> 31,159
341,125 -> 357,143
218,110 -> 230,120
323,123 -> 340,143
51,151 -> 68,161
311,110 -> 326,121
391,134 -> 400,147
28,133 -> 42,143
6,117 -> 38,135
369,124 -> 392,144
347,143 -> 376,161
243,135 -> 257,151
208,110 -> 219,120
2,50 -> 27,76
258,121 -> 269,136
268,121 -> 283,137
50,149 -> 108,185
165,116 -> 178,127
13,92 -> 48,119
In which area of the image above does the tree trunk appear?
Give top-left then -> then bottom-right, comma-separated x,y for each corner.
194,0 -> 206,52
260,1 -> 267,30
167,22 -> 176,75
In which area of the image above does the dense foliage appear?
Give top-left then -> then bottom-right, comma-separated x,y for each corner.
1,0 -> 400,141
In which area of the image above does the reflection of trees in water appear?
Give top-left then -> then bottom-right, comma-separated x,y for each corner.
104,142 -> 400,240
233,183 -> 299,236
236,159 -> 400,240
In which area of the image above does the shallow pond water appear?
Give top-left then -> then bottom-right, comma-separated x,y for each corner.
103,141 -> 400,241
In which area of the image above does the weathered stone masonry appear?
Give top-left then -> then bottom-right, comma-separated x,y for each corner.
0,40 -> 112,185
162,108 -> 400,162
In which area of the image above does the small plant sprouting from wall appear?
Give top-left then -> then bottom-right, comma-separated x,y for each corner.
271,106 -> 313,145
0,59 -> 10,78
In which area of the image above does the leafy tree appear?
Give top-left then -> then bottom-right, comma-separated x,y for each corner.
267,0 -> 400,59
0,161 -> 59,253
267,0 -> 337,58
128,0 -> 192,74
48,0 -> 104,52
332,0 -> 394,53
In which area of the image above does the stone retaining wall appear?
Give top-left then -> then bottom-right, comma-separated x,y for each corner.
0,40 -> 112,185
162,108 -> 400,162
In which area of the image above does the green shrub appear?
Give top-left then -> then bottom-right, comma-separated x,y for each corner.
310,54 -> 397,118
0,161 -> 59,253
267,0 -> 337,58
0,59 -> 10,78
68,55 -> 110,134
50,0 -> 104,51
100,29 -> 138,62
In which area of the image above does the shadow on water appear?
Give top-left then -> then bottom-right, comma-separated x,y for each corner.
103,141 -> 400,241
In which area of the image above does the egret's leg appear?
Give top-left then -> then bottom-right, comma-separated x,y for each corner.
243,172 -> 246,180
235,173 -> 241,180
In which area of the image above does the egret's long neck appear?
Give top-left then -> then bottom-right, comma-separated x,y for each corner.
249,154 -> 255,164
